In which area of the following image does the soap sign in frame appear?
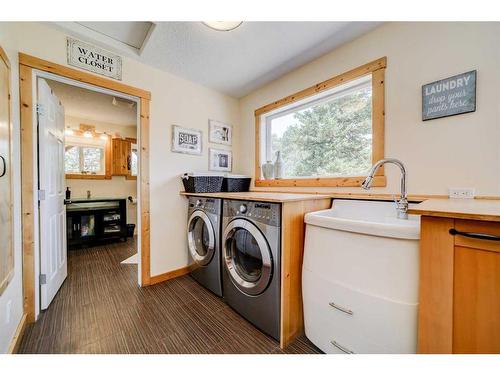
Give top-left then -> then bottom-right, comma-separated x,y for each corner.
171,125 -> 203,155
422,70 -> 476,121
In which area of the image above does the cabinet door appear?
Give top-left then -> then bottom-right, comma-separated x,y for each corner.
453,246 -> 500,353
112,138 -> 130,176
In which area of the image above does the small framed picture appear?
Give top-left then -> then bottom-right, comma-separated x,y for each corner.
209,119 -> 232,146
209,148 -> 232,172
171,125 -> 202,155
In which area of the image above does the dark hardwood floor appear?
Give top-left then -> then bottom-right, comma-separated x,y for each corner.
18,238 -> 321,354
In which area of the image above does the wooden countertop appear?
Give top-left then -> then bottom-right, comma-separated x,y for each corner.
408,199 -> 500,222
180,191 -> 331,203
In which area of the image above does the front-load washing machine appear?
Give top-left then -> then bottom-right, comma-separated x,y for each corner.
187,196 -> 222,296
222,199 -> 281,340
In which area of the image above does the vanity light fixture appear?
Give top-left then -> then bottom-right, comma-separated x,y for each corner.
65,128 -> 74,136
83,131 -> 93,138
100,133 -> 109,141
202,21 -> 243,31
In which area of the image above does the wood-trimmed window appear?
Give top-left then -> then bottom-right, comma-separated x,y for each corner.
65,130 -> 112,180
254,57 -> 387,188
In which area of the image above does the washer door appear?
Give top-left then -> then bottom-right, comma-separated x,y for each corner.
223,219 -> 272,296
187,210 -> 215,266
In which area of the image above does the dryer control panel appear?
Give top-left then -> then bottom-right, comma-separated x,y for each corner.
223,200 -> 281,227
188,197 -> 221,215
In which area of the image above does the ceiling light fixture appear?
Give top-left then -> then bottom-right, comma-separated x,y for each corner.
202,21 -> 242,32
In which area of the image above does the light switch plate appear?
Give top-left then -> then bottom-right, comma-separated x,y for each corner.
449,188 -> 475,199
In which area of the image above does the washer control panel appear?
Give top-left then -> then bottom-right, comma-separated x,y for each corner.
188,197 -> 221,215
223,200 -> 281,227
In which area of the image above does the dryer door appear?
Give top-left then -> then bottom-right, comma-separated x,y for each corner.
223,219 -> 272,296
187,210 -> 215,266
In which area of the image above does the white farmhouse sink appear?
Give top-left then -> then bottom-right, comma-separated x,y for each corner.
302,199 -> 421,354
304,199 -> 420,240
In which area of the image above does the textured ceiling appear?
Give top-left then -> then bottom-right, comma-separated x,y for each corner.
53,22 -> 382,98
47,80 -> 137,126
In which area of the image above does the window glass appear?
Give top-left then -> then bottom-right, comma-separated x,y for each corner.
64,142 -> 105,175
82,147 -> 103,173
263,77 -> 372,179
64,145 -> 80,173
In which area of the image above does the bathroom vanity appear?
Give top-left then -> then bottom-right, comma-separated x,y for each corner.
66,198 -> 127,249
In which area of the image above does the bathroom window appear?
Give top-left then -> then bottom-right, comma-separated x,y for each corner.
255,58 -> 387,188
65,136 -> 109,178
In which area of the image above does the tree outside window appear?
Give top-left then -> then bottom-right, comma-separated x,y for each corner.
65,143 -> 105,175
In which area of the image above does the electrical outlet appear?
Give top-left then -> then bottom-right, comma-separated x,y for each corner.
449,188 -> 475,199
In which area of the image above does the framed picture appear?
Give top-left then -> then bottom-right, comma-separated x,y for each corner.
209,148 -> 232,172
171,125 -> 202,155
209,119 -> 232,146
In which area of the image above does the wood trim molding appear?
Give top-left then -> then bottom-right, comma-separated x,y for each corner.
140,97 -> 151,286
19,53 -> 152,322
7,313 -> 27,354
254,57 -> 387,188
149,265 -> 191,285
65,174 -> 109,180
18,53 -> 151,100
255,57 -> 387,116
0,46 -> 11,69
372,67 -> 385,176
20,64 -> 36,323
255,175 -> 386,188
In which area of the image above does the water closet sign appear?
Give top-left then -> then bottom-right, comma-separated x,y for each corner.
422,70 -> 476,121
67,38 -> 122,80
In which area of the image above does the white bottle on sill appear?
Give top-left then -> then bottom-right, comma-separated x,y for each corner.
274,151 -> 283,180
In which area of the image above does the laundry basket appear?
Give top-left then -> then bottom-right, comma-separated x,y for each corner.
222,175 -> 252,192
181,173 -> 224,193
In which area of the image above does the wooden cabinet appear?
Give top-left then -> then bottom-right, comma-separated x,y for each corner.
112,138 -> 130,176
418,217 -> 500,353
111,138 -> 136,179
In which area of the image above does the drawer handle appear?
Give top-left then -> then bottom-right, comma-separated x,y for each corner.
329,302 -> 353,315
330,340 -> 355,354
449,228 -> 500,242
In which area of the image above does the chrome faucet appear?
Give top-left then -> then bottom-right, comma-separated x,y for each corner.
361,158 -> 409,219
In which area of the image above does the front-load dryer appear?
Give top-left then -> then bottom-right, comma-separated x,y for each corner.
222,200 -> 281,340
187,196 -> 222,297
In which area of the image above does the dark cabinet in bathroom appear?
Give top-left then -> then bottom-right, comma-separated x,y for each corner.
66,198 -> 127,249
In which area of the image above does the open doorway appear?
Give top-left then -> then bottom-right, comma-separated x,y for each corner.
35,75 -> 140,311
19,54 -> 151,323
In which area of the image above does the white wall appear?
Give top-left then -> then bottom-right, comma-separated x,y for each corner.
0,22 -> 239,351
236,22 -> 500,196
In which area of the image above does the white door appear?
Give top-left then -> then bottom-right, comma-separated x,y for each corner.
38,78 -> 67,310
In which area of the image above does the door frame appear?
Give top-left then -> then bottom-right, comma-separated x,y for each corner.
19,53 -> 151,322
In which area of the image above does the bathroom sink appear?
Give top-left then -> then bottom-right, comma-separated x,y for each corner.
304,199 -> 420,240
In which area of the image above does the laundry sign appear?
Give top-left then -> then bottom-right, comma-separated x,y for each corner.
67,38 -> 122,80
422,70 -> 476,121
